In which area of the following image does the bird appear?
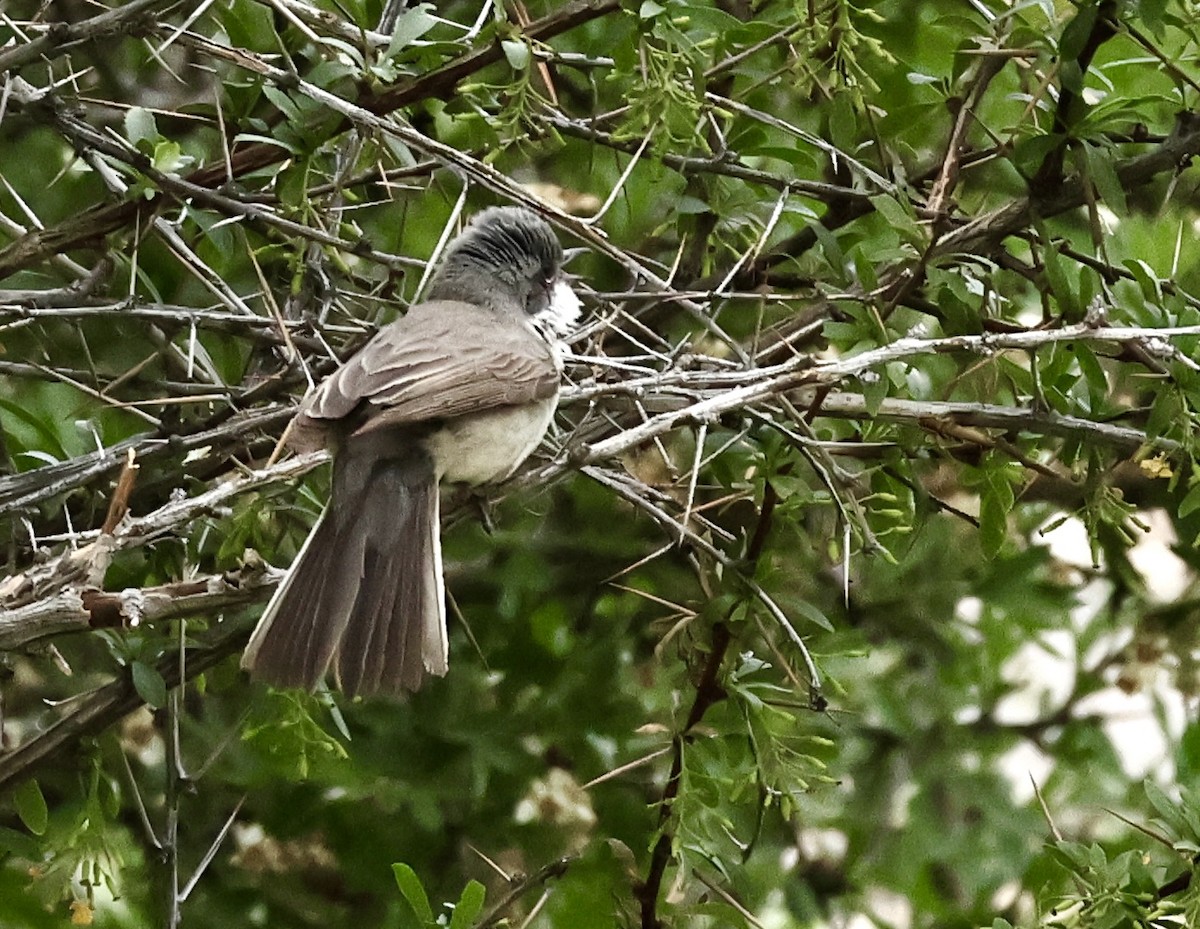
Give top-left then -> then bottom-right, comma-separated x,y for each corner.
241,206 -> 581,698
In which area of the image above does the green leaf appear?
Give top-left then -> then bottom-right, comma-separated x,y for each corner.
14,779 -> 48,836
639,0 -> 666,18
262,85 -> 302,124
827,91 -> 858,157
1073,345 -> 1108,410
152,139 -> 194,175
1059,3 -> 1099,61
219,0 -> 276,51
447,880 -> 486,929
387,4 -> 438,56
788,597 -> 835,632
0,824 -> 42,858
1083,143 -> 1128,215
1178,482 -> 1200,519
872,194 -> 923,247
1123,258 -> 1161,301
1143,778 -> 1189,839
132,660 -> 168,708
861,372 -> 887,416
1043,241 -> 1081,321
977,457 -> 1017,559
1137,0 -> 1169,35
392,863 -> 434,924
501,39 -> 530,71
0,395 -> 69,461
125,107 -> 158,148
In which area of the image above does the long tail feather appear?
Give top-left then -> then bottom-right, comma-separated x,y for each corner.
241,435 -> 449,696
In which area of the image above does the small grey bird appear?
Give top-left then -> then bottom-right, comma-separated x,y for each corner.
242,207 -> 580,697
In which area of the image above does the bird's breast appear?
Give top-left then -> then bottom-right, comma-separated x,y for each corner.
429,396 -> 558,486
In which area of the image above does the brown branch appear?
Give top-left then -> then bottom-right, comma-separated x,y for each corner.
0,406 -> 293,514
365,0 -> 620,116
637,476 -> 781,928
1030,0 -> 1120,192
807,392 -> 1174,457
927,49 -> 1007,218
940,109 -> 1200,259
0,0 -> 623,281
100,449 -> 140,534
0,0 -> 179,74
543,109 -> 864,201
0,564 -> 279,650
476,855 -> 578,928
0,619 -> 248,795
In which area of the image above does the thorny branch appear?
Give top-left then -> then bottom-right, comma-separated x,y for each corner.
0,0 -> 622,280
0,0 -> 1199,921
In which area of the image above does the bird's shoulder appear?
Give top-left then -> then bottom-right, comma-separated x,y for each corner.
287,298 -> 559,451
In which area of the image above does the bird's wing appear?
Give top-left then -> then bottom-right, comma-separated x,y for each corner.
288,300 -> 559,451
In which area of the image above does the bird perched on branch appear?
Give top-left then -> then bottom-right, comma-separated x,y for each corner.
242,206 -> 581,697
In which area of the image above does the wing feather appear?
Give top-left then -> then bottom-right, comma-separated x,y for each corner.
289,300 -> 558,451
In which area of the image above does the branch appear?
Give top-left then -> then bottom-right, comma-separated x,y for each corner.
476,855 -> 577,928
938,110 -> 1200,258
810,393 -> 1176,456
579,324 -> 1198,466
0,0 -> 623,280
0,406 -> 293,513
365,0 -> 621,116
637,454 -> 786,927
1029,1 -> 1120,192
0,0 -> 177,74
542,109 -> 865,201
0,564 -> 280,650
0,620 -> 247,795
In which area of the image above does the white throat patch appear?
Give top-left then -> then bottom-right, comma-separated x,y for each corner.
543,279 -> 582,335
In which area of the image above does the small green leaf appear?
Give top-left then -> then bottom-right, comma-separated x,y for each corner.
132,661 -> 168,708
262,85 -> 302,124
639,0 -> 666,18
0,825 -> 43,858
218,0 -> 276,51
869,194 -> 919,245
1083,143 -> 1128,215
977,458 -> 1016,559
0,396 -> 69,461
1143,777 -> 1188,838
1073,345 -> 1108,409
1123,258 -> 1161,301
501,39 -> 530,70
1178,482 -> 1200,519
447,880 -> 486,929
1059,3 -> 1099,61
675,196 -> 711,214
125,107 -> 158,148
1043,242 -> 1081,321
387,4 -> 437,56
791,598 -> 835,632
152,140 -> 194,175
827,91 -> 858,156
14,779 -> 48,836
861,371 -> 887,417
392,863 -> 434,924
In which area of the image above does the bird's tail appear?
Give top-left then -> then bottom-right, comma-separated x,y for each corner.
241,433 -> 448,697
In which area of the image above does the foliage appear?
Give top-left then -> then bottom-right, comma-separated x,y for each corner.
1,0 -> 1200,927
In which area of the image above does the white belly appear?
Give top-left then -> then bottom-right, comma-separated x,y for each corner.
428,397 -> 558,485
